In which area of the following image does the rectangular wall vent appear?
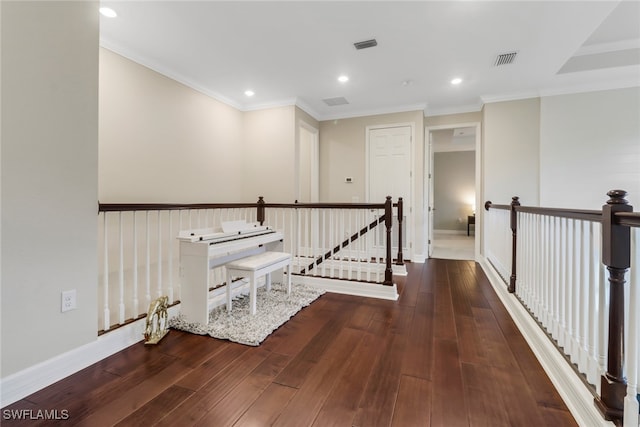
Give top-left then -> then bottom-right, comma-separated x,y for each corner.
354,39 -> 378,50
323,97 -> 349,106
494,51 -> 518,66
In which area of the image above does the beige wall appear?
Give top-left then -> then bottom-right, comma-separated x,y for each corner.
482,98 -> 540,206
242,106 -> 296,203
99,48 -> 245,203
1,1 -> 99,377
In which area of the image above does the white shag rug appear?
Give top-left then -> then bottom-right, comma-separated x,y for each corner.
169,283 -> 325,346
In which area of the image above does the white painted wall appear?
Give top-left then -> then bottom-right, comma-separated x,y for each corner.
1,1 -> 99,376
99,48 -> 245,203
483,98 -> 541,206
540,87 -> 640,209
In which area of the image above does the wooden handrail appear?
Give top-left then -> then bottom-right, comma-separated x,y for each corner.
486,200 -> 603,222
99,201 -> 391,212
99,202 -> 260,212
100,196 -> 400,287
614,211 -> 640,228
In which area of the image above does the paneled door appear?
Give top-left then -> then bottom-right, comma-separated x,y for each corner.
367,125 -> 412,257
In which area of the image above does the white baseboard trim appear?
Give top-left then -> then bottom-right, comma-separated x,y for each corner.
295,275 -> 399,301
0,272 -> 400,407
392,263 -> 408,276
0,304 -> 181,408
478,256 -> 613,427
412,253 -> 426,263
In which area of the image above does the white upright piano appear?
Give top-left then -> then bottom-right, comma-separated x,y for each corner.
178,221 -> 284,325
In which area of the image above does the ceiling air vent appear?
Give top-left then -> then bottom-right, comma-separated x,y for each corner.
354,39 -> 378,50
494,51 -> 518,66
323,97 -> 349,106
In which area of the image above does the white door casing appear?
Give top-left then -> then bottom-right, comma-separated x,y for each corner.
425,122 -> 482,261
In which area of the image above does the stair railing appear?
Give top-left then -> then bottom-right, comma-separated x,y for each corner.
484,190 -> 639,427
97,196 -> 403,333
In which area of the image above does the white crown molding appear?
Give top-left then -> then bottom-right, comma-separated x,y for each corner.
480,91 -> 540,105
294,98 -> 322,122
317,103 -> 427,122
100,39 -> 638,123
425,102 -> 483,117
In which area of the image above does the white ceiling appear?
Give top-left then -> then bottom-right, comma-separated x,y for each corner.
99,1 -> 640,121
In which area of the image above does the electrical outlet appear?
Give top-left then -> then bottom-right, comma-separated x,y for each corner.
61,289 -> 77,312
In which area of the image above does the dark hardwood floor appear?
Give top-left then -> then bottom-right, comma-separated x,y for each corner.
3,260 -> 577,426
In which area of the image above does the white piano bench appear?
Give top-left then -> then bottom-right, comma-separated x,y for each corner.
225,251 -> 292,315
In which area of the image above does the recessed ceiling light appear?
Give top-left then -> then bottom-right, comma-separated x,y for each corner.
99,7 -> 117,18
338,75 -> 349,83
451,78 -> 463,85
244,90 -> 255,97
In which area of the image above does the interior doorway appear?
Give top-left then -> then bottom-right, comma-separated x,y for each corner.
426,123 -> 481,260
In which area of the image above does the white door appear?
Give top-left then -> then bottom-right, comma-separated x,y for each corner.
367,125 -> 412,257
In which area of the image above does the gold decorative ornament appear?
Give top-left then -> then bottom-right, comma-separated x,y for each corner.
143,296 -> 169,344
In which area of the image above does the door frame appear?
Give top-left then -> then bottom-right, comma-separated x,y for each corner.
424,121 -> 482,261
295,120 -> 319,203
365,122 -> 415,260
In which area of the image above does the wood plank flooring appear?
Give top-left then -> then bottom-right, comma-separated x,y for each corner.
2,260 -> 577,426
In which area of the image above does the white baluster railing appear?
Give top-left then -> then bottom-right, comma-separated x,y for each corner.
484,202 -> 511,284
485,193 -> 640,426
516,210 -> 607,395
98,199 -> 399,333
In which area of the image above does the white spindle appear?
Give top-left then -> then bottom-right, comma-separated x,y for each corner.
347,212 -> 354,279
321,209 -> 327,277
552,216 -> 561,339
168,211 -> 174,303
586,221 -> 600,386
145,211 -> 151,308
623,228 -> 639,427
597,246 -> 608,396
568,219 -> 577,362
132,211 -> 139,321
157,211 -> 162,297
577,220 -> 588,375
118,212 -> 125,324
102,213 -> 110,331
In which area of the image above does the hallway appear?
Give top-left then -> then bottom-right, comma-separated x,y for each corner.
3,260 -> 576,426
